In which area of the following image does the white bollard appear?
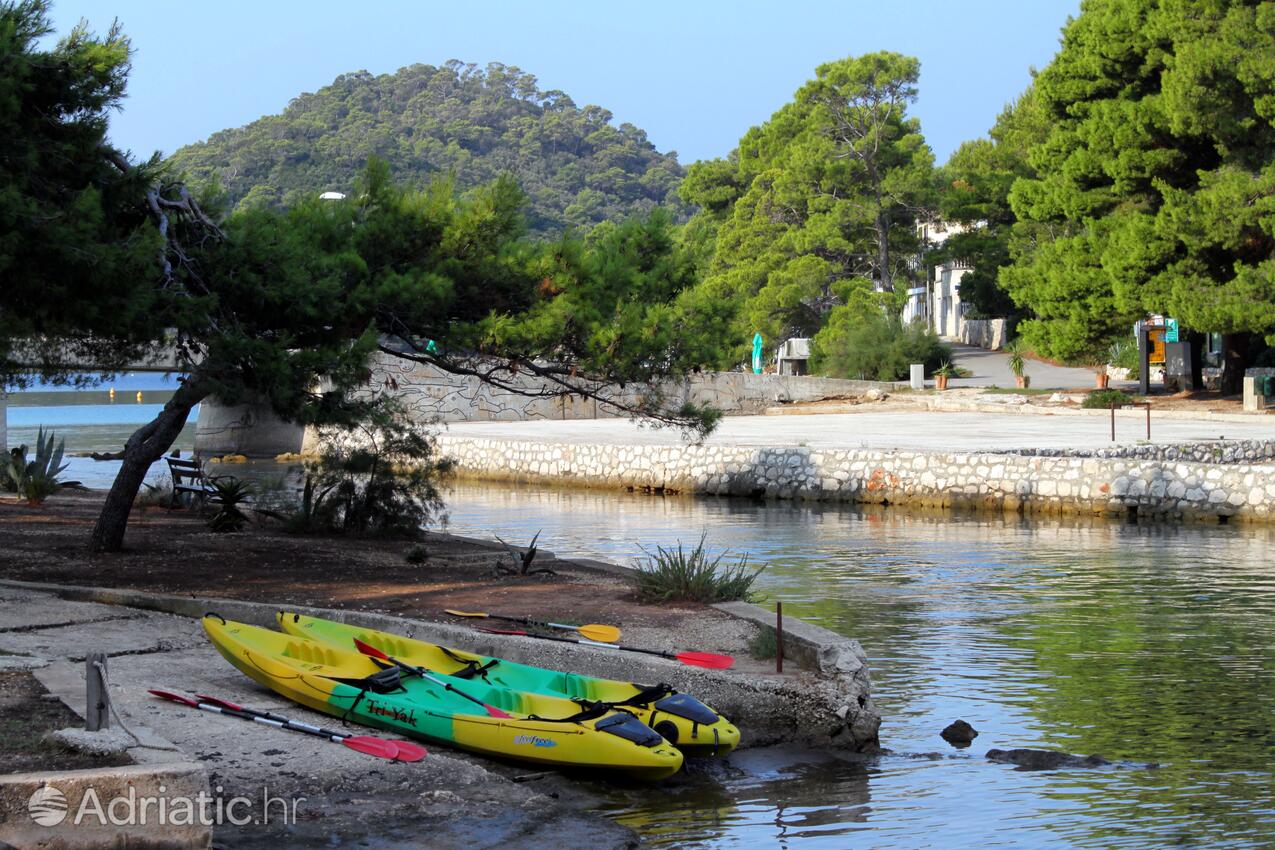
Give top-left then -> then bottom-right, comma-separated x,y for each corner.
910,364 -> 925,390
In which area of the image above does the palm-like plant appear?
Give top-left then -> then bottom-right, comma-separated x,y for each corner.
207,477 -> 253,533
5,427 -> 79,506
1005,340 -> 1027,377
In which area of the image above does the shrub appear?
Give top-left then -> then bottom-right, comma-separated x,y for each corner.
284,405 -> 452,538
1083,388 -> 1132,409
207,477 -> 253,533
5,428 -> 80,505
1005,339 -> 1027,377
631,533 -> 764,604
811,310 -> 951,381
404,544 -> 430,565
1109,339 -> 1140,379
748,626 -> 777,660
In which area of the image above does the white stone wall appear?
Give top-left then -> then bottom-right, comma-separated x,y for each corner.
435,435 -> 1275,523
957,319 -> 1008,350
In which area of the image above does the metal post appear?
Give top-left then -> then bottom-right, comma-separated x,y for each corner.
86,653 -> 109,731
1110,402 -> 1116,441
1146,404 -> 1151,440
775,602 -> 784,674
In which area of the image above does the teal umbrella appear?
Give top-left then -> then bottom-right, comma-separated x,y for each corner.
751,332 -> 764,374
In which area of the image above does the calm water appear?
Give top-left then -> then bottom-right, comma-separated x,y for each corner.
10,391 -> 1275,847
439,482 -> 1275,849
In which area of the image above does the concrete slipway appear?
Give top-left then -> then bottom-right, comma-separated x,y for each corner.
0,575 -> 875,849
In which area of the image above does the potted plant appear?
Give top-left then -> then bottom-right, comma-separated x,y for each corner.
1090,349 -> 1111,389
1006,340 -> 1030,388
934,360 -> 955,391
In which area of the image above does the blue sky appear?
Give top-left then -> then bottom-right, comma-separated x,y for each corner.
47,0 -> 1078,166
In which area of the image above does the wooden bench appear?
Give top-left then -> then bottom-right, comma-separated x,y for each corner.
165,457 -> 218,508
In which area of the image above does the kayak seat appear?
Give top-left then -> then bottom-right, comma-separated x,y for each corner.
550,673 -> 597,701
283,640 -> 341,667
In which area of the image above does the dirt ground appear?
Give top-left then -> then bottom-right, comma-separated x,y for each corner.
0,671 -> 132,774
0,490 -> 753,660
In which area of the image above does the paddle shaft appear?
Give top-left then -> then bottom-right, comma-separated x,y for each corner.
481,628 -> 675,660
353,640 -> 513,718
194,694 -> 355,740
445,609 -> 620,642
154,691 -> 359,743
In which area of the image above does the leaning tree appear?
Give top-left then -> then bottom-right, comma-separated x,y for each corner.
0,1 -> 719,552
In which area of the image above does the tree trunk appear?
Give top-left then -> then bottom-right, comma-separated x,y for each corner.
1219,332 -> 1251,396
89,380 -> 208,553
875,210 -> 892,293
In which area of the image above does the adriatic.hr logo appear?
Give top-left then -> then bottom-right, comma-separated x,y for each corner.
28,786 -> 68,826
513,735 -> 557,748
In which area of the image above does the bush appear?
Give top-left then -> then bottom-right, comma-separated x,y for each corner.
631,533 -> 764,604
5,428 -> 80,505
748,626 -> 777,660
207,477 -> 253,533
1082,388 -> 1132,409
811,310 -> 951,381
404,544 -> 430,565
1109,339 -> 1141,379
284,406 -> 452,538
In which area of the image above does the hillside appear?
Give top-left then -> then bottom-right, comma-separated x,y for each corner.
167,61 -> 686,234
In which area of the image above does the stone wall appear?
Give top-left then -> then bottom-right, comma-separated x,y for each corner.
358,351 -> 902,424
435,435 -> 1275,523
957,318 -> 1008,350
1001,439 -> 1275,465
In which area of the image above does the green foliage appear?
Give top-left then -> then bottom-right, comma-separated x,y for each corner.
0,0 -> 173,387
935,87 -> 1049,320
206,477 -> 253,533
5,427 -> 78,505
933,360 -> 956,379
679,52 -> 935,365
1001,0 -> 1275,360
631,534 -> 765,604
1006,339 -> 1027,377
1109,339 -> 1141,380
166,62 -> 685,236
811,311 -> 951,381
288,407 -> 453,539
1083,389 -> 1132,410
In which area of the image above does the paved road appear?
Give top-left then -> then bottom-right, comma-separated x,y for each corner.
445,409 -> 1270,452
946,342 -> 1099,389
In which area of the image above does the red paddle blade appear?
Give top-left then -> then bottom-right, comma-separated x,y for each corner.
193,693 -> 243,711
353,638 -> 391,661
675,651 -> 735,670
341,736 -> 407,761
149,688 -> 200,707
387,741 -> 429,761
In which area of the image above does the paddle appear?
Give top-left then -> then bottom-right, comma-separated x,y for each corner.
148,689 -> 425,762
352,639 -> 514,719
476,627 -> 735,670
192,693 -> 428,762
444,609 -> 620,643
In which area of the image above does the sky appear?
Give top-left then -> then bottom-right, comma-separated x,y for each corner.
46,0 -> 1079,166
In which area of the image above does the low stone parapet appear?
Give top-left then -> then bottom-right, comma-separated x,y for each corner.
436,434 -> 1275,523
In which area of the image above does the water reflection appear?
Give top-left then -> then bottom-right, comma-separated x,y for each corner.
442,481 -> 1275,848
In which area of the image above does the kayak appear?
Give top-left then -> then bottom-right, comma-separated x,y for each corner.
277,610 -> 740,757
202,615 -> 684,779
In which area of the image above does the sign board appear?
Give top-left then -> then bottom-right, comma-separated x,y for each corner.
1165,318 -> 1179,343
1148,327 -> 1166,365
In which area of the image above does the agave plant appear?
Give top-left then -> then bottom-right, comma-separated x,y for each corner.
207,476 -> 254,533
5,427 -> 79,506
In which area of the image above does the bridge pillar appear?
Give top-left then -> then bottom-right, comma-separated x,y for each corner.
193,397 -> 305,458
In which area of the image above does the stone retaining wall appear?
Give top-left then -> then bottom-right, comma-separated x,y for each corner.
1002,439 -> 1275,464
957,318 -> 1008,350
436,435 -> 1275,523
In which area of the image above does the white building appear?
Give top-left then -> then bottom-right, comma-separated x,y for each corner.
904,220 -> 974,338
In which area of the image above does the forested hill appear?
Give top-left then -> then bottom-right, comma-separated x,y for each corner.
167,61 -> 685,234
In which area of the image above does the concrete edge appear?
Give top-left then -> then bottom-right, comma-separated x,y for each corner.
712,600 -> 863,676
0,761 -> 211,849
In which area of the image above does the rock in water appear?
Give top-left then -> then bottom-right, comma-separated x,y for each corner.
940,720 -> 978,747
986,748 -> 1111,770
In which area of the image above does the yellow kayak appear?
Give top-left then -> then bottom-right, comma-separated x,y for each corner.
277,610 -> 740,757
202,615 -> 683,779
